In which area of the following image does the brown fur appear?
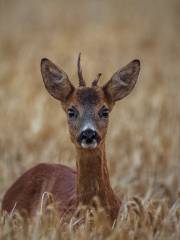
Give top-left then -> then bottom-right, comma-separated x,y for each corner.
76,145 -> 121,221
2,164 -> 76,217
76,87 -> 101,105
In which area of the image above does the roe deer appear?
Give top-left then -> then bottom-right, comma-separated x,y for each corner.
2,54 -> 140,224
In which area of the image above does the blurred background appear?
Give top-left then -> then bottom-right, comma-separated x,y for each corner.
0,0 -> 179,204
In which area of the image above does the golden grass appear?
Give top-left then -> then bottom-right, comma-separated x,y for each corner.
0,0 -> 180,239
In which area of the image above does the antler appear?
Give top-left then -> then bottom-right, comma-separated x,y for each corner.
77,53 -> 86,87
92,73 -> 102,87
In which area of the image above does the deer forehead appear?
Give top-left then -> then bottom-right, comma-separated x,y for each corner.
68,87 -> 108,108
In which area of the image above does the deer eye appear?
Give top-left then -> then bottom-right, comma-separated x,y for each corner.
99,106 -> 109,119
67,107 -> 78,119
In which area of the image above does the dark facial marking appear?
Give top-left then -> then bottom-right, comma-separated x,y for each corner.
76,88 -> 101,105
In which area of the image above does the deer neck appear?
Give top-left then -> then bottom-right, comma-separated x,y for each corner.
75,143 -> 120,221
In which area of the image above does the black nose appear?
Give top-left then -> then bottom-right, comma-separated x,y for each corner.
80,129 -> 98,144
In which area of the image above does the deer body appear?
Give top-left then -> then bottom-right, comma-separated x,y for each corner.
2,54 -> 140,224
2,163 -> 76,217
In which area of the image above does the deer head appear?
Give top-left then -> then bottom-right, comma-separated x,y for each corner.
41,54 -> 140,150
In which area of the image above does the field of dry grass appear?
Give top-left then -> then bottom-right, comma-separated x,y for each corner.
0,0 -> 180,239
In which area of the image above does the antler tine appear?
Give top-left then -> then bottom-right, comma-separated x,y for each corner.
77,53 -> 86,87
92,73 -> 102,87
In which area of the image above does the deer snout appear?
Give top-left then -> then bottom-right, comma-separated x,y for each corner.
78,129 -> 100,149
81,129 -> 97,143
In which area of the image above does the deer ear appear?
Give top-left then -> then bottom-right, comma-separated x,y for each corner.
41,58 -> 74,102
103,59 -> 140,102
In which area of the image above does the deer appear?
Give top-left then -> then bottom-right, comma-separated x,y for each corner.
2,54 -> 140,225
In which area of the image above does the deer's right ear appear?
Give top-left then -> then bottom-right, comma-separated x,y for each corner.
41,58 -> 74,102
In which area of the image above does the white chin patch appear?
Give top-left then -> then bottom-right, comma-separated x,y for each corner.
81,139 -> 97,149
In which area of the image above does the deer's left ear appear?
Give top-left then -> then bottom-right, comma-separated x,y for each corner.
103,59 -> 140,102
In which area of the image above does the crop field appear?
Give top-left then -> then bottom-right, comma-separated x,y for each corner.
0,0 -> 180,239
